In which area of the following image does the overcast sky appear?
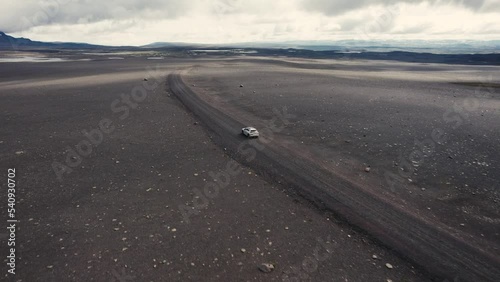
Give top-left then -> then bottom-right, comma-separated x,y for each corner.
2,0 -> 500,46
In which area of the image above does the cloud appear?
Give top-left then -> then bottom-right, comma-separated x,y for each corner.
391,23 -> 434,34
1,0 -> 499,45
301,0 -> 490,16
0,0 -> 190,33
338,18 -> 366,31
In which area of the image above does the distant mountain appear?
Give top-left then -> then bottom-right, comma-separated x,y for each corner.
0,31 -> 111,50
0,31 -> 36,49
141,42 -> 198,48
2,31 -> 499,54
222,40 -> 500,54
1,31 -> 498,65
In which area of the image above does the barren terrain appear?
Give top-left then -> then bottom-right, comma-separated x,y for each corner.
1,53 -> 499,281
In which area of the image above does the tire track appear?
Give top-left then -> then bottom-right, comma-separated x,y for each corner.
168,72 -> 500,282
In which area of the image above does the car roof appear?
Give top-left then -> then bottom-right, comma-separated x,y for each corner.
244,127 -> 257,130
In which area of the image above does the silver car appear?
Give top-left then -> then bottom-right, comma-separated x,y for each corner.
241,127 -> 259,138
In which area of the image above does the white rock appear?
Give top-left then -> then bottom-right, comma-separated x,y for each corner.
258,263 -> 275,273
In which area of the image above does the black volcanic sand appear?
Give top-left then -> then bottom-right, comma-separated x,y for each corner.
0,57 -> 429,281
185,58 -> 500,254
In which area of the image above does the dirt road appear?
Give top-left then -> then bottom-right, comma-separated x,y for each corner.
169,71 -> 500,282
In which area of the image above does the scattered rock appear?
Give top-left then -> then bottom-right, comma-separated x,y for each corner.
15,151 -> 24,155
258,263 -> 275,273
240,248 -> 246,253
143,78 -> 148,81
46,265 -> 54,269
171,228 -> 177,232
421,187 -> 426,191
365,167 -> 371,172
193,122 -> 198,125
284,226 -> 289,230
385,263 -> 393,269
372,254 -> 378,259
239,84 -> 244,88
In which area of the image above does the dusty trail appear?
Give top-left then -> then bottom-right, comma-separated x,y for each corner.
169,72 -> 500,282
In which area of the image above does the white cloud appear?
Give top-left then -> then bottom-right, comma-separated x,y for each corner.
2,0 -> 499,45
301,0 -> 495,15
